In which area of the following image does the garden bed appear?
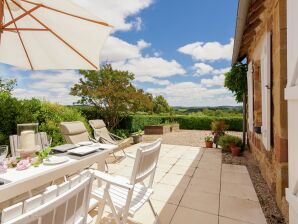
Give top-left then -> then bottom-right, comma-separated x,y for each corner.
144,125 -> 171,135
222,151 -> 286,224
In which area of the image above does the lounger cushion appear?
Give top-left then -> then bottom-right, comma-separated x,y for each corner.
89,120 -> 106,129
59,121 -> 90,144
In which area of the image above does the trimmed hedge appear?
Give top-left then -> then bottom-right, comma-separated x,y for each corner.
120,115 -> 243,132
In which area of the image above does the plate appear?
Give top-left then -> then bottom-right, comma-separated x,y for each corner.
77,141 -> 93,146
43,156 -> 69,165
68,146 -> 97,156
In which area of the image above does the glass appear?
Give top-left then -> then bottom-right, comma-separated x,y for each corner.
45,137 -> 52,148
0,145 -> 8,164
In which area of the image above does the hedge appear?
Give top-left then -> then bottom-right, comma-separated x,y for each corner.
0,93 -> 90,146
120,115 -> 243,132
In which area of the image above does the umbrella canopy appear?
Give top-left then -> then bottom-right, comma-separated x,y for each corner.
0,0 -> 112,70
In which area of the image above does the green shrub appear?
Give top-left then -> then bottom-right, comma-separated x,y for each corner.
218,135 -> 243,150
120,115 -> 243,132
0,94 -> 90,146
112,129 -> 130,139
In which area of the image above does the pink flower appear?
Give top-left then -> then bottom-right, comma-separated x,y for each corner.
16,159 -> 30,171
0,162 -> 7,173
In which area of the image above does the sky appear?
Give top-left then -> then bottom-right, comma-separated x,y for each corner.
0,0 -> 239,107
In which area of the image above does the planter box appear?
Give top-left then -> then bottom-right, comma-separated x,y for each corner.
170,124 -> 180,132
144,125 -> 171,135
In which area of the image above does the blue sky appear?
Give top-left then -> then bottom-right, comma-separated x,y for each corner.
0,0 -> 239,106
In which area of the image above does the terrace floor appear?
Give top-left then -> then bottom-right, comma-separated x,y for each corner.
94,143 -> 267,224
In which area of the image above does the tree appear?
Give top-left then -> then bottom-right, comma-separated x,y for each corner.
153,95 -> 171,114
224,62 -> 247,102
70,64 -> 153,129
224,62 -> 248,145
0,78 -> 17,94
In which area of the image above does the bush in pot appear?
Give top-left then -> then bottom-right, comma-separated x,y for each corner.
218,135 -> 232,152
204,135 -> 213,148
211,120 -> 229,148
131,130 -> 143,144
229,136 -> 242,156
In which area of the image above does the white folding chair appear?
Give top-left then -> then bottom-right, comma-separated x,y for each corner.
91,138 -> 162,224
1,170 -> 94,224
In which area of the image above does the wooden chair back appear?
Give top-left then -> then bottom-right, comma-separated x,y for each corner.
130,139 -> 162,187
1,170 -> 94,224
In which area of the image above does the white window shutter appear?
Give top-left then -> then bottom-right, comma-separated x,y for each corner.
261,33 -> 271,151
247,62 -> 254,131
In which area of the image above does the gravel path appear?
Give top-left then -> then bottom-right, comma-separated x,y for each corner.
143,130 -> 241,147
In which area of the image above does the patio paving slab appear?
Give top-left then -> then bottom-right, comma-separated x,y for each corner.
95,143 -> 266,224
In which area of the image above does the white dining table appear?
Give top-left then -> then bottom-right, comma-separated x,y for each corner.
0,144 -> 117,205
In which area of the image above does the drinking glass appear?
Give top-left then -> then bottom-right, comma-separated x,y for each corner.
0,145 -> 8,164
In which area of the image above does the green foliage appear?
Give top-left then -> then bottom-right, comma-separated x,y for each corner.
153,95 -> 171,114
224,62 -> 248,103
218,135 -> 243,149
70,64 -> 153,129
0,78 -> 17,94
204,136 -> 213,142
0,94 -> 89,146
211,120 -> 229,133
111,129 -> 130,139
120,115 -> 243,133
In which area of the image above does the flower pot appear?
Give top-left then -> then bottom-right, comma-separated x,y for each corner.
231,146 -> 241,156
205,141 -> 213,148
132,135 -> 143,144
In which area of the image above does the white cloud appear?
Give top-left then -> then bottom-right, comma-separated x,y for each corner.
12,70 -> 81,105
73,0 -> 153,31
201,74 -> 225,87
147,82 -> 237,107
101,37 -> 185,85
192,63 -> 230,77
193,63 -> 214,75
112,57 -> 186,81
137,39 -> 151,50
100,36 -> 141,62
178,38 -> 234,61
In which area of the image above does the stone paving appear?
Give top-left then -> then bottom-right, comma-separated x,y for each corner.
96,143 -> 267,224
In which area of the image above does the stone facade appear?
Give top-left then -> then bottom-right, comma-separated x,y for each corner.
245,0 -> 288,219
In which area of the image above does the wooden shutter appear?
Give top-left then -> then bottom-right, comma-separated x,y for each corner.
261,33 -> 271,151
247,62 -> 254,131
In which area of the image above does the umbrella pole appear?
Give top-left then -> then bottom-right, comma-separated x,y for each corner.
0,0 -> 3,32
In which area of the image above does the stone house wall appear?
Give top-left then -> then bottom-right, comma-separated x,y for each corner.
246,0 -> 288,218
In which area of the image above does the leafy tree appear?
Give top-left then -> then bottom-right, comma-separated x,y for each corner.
153,95 -> 171,114
224,62 -> 248,144
0,78 -> 17,94
224,62 -> 247,102
70,64 -> 153,129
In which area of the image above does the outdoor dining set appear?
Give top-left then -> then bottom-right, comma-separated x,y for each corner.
0,120 -> 162,224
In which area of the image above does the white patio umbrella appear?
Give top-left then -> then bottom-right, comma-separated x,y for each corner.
0,0 -> 112,70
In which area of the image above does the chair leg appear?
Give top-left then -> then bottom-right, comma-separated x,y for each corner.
95,201 -> 105,224
149,199 -> 159,224
105,161 -> 109,173
122,149 -> 126,157
112,152 -> 117,160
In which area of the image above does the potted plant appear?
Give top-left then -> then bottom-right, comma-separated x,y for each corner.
229,136 -> 242,156
218,135 -> 232,152
204,135 -> 213,148
132,130 -> 143,144
211,120 -> 229,148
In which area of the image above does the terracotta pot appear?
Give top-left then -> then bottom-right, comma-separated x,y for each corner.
231,146 -> 241,156
205,141 -> 213,148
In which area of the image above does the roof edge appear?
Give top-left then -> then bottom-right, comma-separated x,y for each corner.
232,0 -> 251,65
